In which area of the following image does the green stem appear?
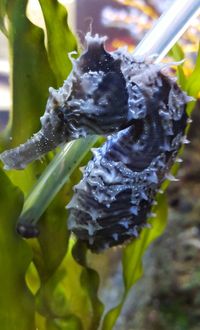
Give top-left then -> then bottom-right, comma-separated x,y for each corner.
17,136 -> 98,235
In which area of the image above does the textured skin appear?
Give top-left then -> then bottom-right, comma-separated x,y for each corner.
67,59 -> 189,252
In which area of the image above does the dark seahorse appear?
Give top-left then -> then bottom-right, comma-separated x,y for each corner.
66,56 -> 191,252
0,34 -> 191,251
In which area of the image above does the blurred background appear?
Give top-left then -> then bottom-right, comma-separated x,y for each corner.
0,1 -> 200,329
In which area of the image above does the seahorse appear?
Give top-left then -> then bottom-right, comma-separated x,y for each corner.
66,48 -> 191,252
0,34 -> 191,252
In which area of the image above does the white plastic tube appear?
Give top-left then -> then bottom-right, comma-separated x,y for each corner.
134,0 -> 200,61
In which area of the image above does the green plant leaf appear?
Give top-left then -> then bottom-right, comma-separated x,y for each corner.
5,0 -> 56,146
27,187 -> 79,329
38,0 -> 77,85
26,173 -> 76,328
73,241 -> 104,330
0,0 -> 58,194
46,315 -> 83,330
170,43 -> 186,88
170,42 -> 200,102
0,0 -> 78,196
0,169 -> 35,330
35,184 -> 72,282
102,194 -> 168,330
170,42 -> 200,116
35,238 -> 102,330
185,43 -> 200,98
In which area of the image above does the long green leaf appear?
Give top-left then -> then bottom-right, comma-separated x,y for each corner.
0,169 -> 35,330
185,43 -> 200,97
38,0 -> 77,85
170,43 -> 186,87
0,0 -> 57,195
171,42 -> 200,101
5,0 -> 56,146
35,238 -> 101,330
73,241 -> 104,330
1,0 -> 77,195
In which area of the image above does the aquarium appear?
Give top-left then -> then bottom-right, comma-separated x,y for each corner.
0,1 -> 200,329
